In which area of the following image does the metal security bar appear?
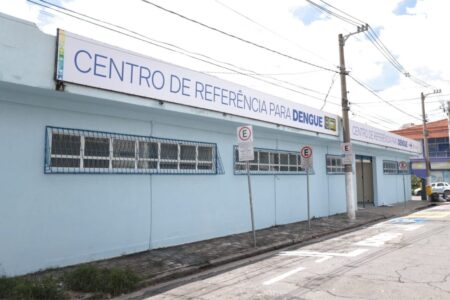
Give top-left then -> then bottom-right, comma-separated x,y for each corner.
326,154 -> 345,174
233,146 -> 309,175
383,160 -> 398,175
45,126 -> 222,175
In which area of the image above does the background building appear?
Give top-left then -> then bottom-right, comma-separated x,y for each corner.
392,119 -> 450,183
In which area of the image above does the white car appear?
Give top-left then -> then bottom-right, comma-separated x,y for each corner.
432,182 -> 450,199
415,182 -> 450,200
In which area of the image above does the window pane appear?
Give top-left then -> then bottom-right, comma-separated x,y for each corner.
198,163 -> 213,170
180,162 -> 196,170
139,141 -> 158,159
84,159 -> 109,168
259,152 -> 269,164
270,153 -> 279,164
138,161 -> 157,169
160,143 -> 178,159
113,139 -> 135,158
85,137 -> 109,157
112,160 -> 134,169
180,145 -> 196,160
51,134 -> 80,155
199,146 -> 213,161
51,157 -> 80,168
289,154 -> 297,165
280,153 -> 288,164
235,163 -> 246,171
160,162 -> 178,169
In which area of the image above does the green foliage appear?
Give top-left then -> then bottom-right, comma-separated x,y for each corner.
411,175 -> 422,190
0,276 -> 66,300
64,265 -> 140,296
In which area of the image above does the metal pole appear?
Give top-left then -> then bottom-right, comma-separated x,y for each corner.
403,174 -> 406,209
306,167 -> 311,230
361,157 -> 365,208
339,33 -> 355,220
421,92 -> 431,201
246,161 -> 256,247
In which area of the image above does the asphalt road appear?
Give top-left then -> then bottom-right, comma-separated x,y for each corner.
139,203 -> 450,299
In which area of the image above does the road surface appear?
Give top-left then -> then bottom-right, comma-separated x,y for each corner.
139,204 -> 450,299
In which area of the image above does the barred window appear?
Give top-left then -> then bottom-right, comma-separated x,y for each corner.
326,154 -> 345,174
234,146 -> 307,175
45,127 -> 218,174
383,160 -> 398,175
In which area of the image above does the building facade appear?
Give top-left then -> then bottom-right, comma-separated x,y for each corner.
0,14 -> 420,276
392,119 -> 450,183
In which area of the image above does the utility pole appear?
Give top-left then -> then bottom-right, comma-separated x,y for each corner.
421,89 -> 441,201
338,24 -> 368,220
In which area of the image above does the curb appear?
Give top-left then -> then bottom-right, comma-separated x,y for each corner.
133,215 -> 389,290
116,202 -> 433,299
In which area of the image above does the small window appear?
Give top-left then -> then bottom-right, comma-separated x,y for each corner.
326,155 -> 345,174
233,146 -> 309,175
45,127 -> 218,174
383,160 -> 398,175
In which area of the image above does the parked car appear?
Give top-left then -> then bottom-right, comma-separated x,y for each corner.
414,182 -> 450,200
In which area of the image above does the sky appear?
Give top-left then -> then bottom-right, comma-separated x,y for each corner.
1,0 -> 450,131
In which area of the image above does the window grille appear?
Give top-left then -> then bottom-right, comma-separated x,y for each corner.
326,154 -> 345,174
233,146 -> 308,175
45,126 -> 221,174
383,160 -> 398,175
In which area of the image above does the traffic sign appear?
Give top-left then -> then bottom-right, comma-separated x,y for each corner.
300,146 -> 313,159
300,146 -> 313,169
399,161 -> 408,171
342,154 -> 352,165
237,126 -> 253,143
341,143 -> 352,154
237,125 -> 254,161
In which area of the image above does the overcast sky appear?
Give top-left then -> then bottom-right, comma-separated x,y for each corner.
2,0 -> 449,131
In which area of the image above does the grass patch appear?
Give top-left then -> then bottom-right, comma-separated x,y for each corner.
0,276 -> 66,300
64,265 -> 140,297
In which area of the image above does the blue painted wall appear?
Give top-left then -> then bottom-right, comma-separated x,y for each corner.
0,14 -> 416,276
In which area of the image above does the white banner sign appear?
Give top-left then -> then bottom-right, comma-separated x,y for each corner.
350,121 -> 422,154
56,30 -> 339,136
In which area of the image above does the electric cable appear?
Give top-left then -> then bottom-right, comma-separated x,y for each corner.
29,0 -> 341,105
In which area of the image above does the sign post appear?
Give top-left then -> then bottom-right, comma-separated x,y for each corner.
300,146 -> 313,230
237,125 -> 256,248
399,161 -> 408,209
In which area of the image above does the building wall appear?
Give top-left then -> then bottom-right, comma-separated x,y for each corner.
0,14 -> 417,276
0,84 -> 353,276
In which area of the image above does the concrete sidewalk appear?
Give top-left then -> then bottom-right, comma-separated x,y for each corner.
85,200 -> 432,295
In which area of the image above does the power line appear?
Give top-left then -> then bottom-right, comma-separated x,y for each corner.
203,70 -> 326,75
29,0 -> 341,106
214,0 -> 335,66
351,93 -> 450,104
307,0 -> 434,89
320,73 -> 337,110
141,0 -> 338,73
348,74 -> 422,121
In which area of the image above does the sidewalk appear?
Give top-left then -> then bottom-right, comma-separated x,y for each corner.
91,200 -> 432,292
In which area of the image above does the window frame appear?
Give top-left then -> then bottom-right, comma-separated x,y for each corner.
45,126 -> 218,175
383,160 -> 398,175
233,146 -> 309,175
326,154 -> 345,175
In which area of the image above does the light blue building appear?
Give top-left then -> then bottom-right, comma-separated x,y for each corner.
0,13 -> 420,276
